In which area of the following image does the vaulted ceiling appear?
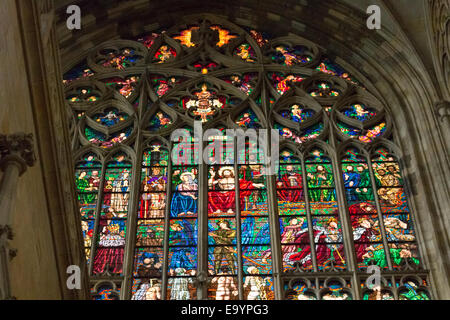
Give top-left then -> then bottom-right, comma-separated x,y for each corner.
53,0 -> 447,101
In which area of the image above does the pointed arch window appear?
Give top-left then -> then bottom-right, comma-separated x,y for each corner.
66,17 -> 431,300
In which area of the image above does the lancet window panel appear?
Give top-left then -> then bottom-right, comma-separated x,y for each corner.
64,17 -> 431,300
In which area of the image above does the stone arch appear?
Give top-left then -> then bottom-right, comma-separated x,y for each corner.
56,4 -> 448,298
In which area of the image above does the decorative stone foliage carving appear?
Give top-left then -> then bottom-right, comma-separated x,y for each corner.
435,100 -> 450,121
0,133 -> 36,175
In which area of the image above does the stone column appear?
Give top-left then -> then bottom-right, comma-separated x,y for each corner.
0,133 -> 36,300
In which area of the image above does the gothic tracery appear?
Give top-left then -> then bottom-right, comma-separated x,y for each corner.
64,18 -> 431,300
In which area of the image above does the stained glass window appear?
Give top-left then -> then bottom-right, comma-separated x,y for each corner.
131,143 -> 168,300
371,148 -> 420,269
66,18 -> 431,300
342,147 -> 386,270
76,153 -> 102,264
93,153 -> 132,275
91,282 -> 121,300
306,149 -> 345,271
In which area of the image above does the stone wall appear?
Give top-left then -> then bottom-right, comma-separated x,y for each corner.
0,0 -> 88,300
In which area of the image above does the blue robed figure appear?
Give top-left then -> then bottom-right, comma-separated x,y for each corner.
169,220 -> 197,271
170,172 -> 198,217
343,166 -> 361,201
241,217 -> 271,256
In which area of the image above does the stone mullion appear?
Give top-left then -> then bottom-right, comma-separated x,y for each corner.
233,136 -> 244,300
161,141 -> 174,300
331,156 -> 362,300
265,128 -> 284,300
300,155 -> 319,272
262,71 -> 271,120
139,75 -> 149,121
390,275 -> 399,300
88,158 -> 107,277
120,86 -> 147,298
121,132 -> 144,299
328,117 -> 361,299
366,155 -> 393,271
261,81 -> 283,299
197,140 -> 208,300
